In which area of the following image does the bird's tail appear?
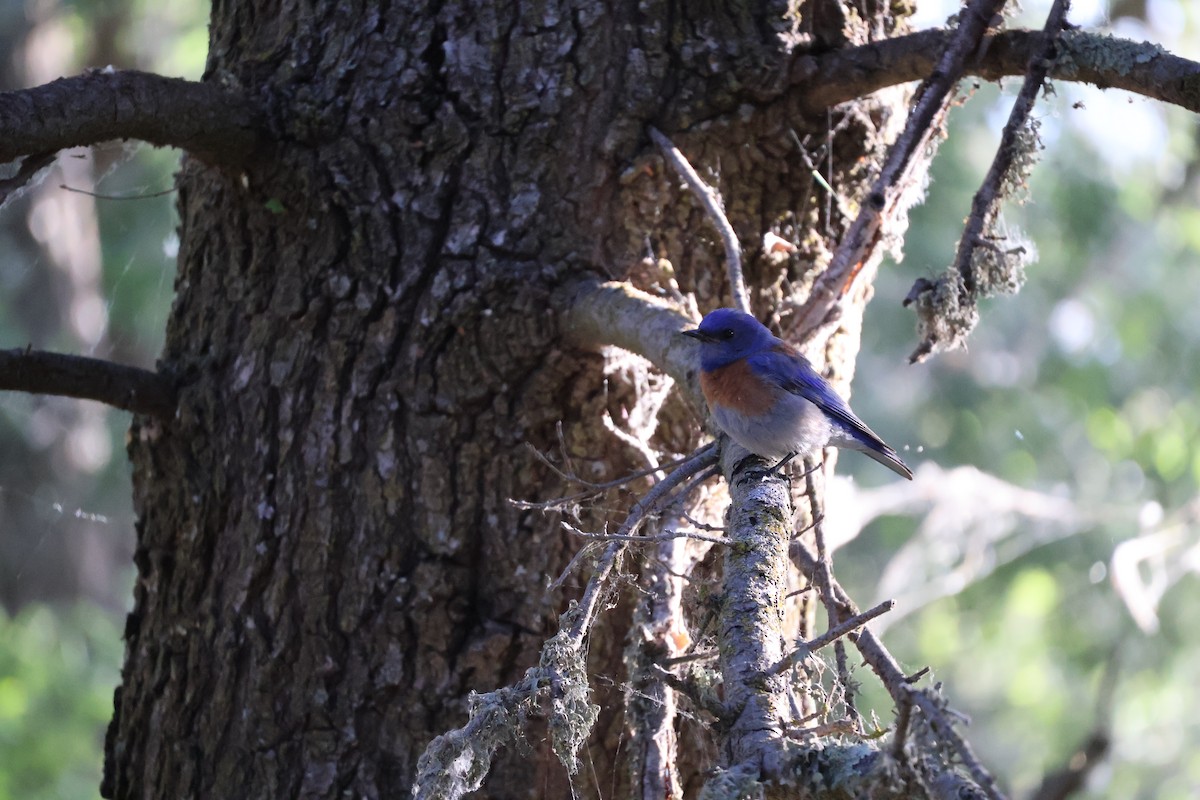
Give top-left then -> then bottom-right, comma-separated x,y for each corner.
847,436 -> 913,480
859,438 -> 912,482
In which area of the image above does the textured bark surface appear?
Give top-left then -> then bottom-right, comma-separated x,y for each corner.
102,0 -> 910,797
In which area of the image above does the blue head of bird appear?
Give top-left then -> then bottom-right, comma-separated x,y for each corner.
681,308 -> 776,370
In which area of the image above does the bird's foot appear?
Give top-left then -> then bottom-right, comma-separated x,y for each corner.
765,452 -> 798,476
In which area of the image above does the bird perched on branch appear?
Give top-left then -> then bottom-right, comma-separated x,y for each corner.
682,308 -> 913,479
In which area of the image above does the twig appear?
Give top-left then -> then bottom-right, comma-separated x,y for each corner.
910,690 -> 1006,800
647,125 -> 749,314
60,183 -> 175,200
790,538 -> 1008,800
767,599 -> 895,676
523,441 -> 695,492
566,442 -> 720,646
660,649 -> 717,667
562,521 -> 728,546
794,0 -> 1010,340
0,348 -> 176,419
785,718 -> 860,739
801,466 -> 860,723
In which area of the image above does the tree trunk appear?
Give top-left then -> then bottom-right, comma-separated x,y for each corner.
103,0 -> 910,796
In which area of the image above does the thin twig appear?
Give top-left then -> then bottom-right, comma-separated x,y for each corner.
60,183 -> 175,200
910,690 -> 1006,800
647,125 -> 749,314
790,538 -> 1008,800
566,442 -> 720,646
794,0 -> 1010,340
648,664 -> 726,718
768,599 -> 895,676
802,466 -> 859,722
562,521 -> 729,546
523,441 -> 695,492
785,718 -> 860,739
660,649 -> 717,667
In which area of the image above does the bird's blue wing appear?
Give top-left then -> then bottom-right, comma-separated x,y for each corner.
748,346 -> 890,443
748,344 -> 913,479
748,346 -> 861,425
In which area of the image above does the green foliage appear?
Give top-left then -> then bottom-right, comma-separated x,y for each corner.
0,604 -> 121,800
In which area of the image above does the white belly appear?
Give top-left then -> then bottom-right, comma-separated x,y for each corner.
711,392 -> 834,461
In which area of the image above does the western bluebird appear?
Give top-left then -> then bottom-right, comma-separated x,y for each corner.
682,308 -> 913,479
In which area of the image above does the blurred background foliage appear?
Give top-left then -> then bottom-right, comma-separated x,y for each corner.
0,0 -> 204,796
0,0 -> 1197,797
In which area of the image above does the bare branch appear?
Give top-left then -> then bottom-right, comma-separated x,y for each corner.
566,442 -> 719,646
958,0 -> 1069,296
0,70 -> 265,169
0,348 -> 176,419
790,538 -> 1008,800
767,598 -> 895,676
908,0 -> 1071,363
791,29 -> 1200,116
562,520 -> 727,546
795,0 -> 1010,340
647,126 -> 750,314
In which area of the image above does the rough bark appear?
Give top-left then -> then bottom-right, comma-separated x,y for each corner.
102,0 -> 911,797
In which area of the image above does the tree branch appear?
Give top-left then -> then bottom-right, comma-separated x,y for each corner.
907,0 -> 1070,363
794,0 -> 1009,339
556,278 -> 704,407
647,126 -> 750,314
792,28 -> 1200,115
0,348 -> 176,418
0,69 -> 265,169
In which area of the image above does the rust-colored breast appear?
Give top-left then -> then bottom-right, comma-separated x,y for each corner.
700,359 -> 776,416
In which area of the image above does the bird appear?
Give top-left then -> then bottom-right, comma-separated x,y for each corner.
682,308 -> 913,479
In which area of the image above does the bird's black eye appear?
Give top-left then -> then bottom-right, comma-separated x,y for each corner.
721,328 -> 735,340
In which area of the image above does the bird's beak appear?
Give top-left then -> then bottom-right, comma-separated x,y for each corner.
681,328 -> 716,343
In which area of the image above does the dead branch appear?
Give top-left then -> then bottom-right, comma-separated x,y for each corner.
908,0 -> 1071,363
795,0 -> 1010,340
567,443 -> 719,646
768,598 -> 895,676
790,538 -> 1008,800
556,278 -> 703,408
0,348 -> 176,419
0,69 -> 265,169
562,520 -> 727,546
415,444 -> 719,800
647,125 -> 750,314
